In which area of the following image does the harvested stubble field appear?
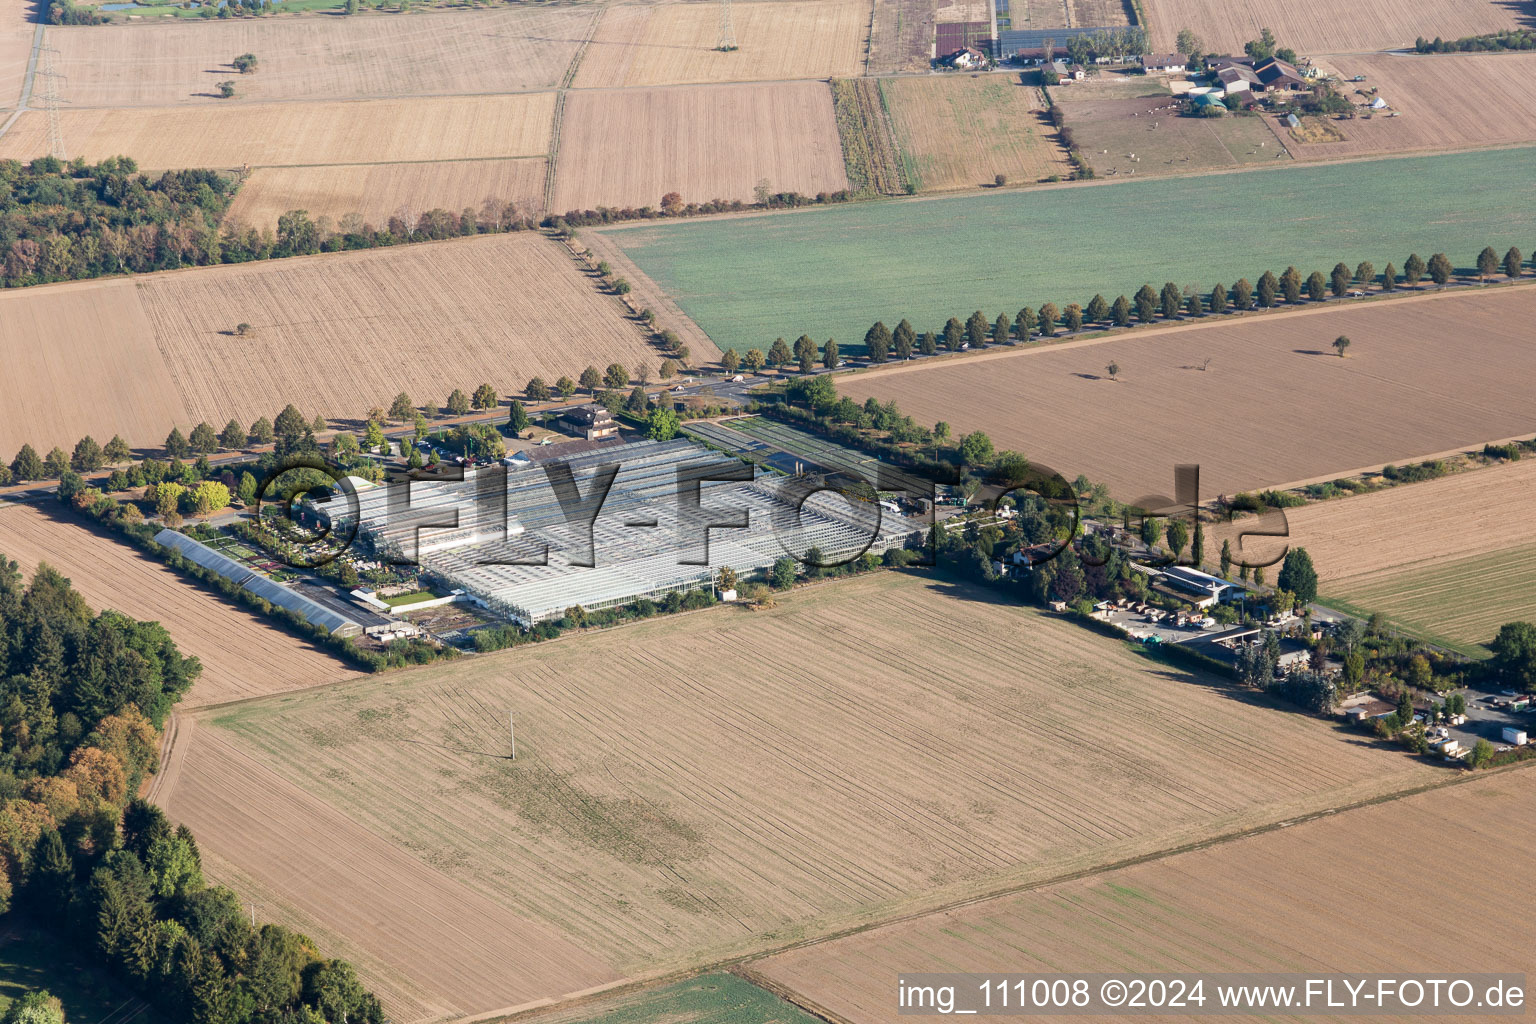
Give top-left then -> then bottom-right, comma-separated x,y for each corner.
153,716 -> 618,1024
187,573 -> 1433,1000
754,768 -> 1536,1024
1144,0 -> 1527,55
45,7 -> 592,106
1281,53 -> 1536,161
225,157 -> 547,229
1212,458 -> 1536,654
0,0 -> 32,109
571,0 -> 870,88
879,75 -> 1070,191
607,146 -> 1536,354
867,0 -> 937,73
0,92 -> 555,169
838,288 -> 1536,501
551,82 -> 848,212
0,503 -> 359,707
1057,92 -> 1289,176
0,233 -> 679,455
1005,0 -> 1068,29
1066,0 -> 1132,26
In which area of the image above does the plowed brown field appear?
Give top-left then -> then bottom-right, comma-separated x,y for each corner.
225,157 -> 547,229
194,572 -> 1433,992
1282,53 -> 1536,161
45,7 -> 592,106
0,92 -> 555,168
838,287 -> 1536,500
0,503 -> 359,707
754,768 -> 1536,1024
551,82 -> 847,212
572,0 -> 870,88
155,717 -> 619,1024
1145,0 -> 1525,56
0,233 -> 680,456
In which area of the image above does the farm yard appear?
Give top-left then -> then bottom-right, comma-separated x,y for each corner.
1210,458 -> 1536,654
606,145 -> 1536,355
571,0 -> 870,89
0,232 -> 677,456
44,7 -> 593,107
1283,53 -> 1536,161
0,503 -> 360,707
879,74 -> 1071,191
175,572 -> 1436,1010
1143,0 -> 1527,55
1057,91 -> 1290,176
753,769 -> 1536,1024
551,82 -> 848,213
837,287 -> 1536,501
0,92 -> 556,169
224,157 -> 548,230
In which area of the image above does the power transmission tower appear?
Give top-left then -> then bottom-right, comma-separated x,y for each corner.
716,0 -> 736,51
37,44 -> 65,160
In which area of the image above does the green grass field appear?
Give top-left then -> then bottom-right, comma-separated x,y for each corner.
544,975 -> 821,1024
1325,542 -> 1536,657
607,146 -> 1536,354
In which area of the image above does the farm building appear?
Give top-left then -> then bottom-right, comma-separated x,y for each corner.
338,438 -> 911,625
561,403 -> 619,440
1193,92 -> 1229,113
153,528 -> 370,636
936,22 -> 993,61
1145,564 -> 1236,608
945,46 -> 989,69
1205,55 -> 1257,72
1254,57 -> 1307,92
1217,64 -> 1260,94
1013,45 -> 1064,65
1140,53 -> 1188,73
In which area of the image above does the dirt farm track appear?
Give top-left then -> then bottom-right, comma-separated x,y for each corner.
840,286 -> 1536,501
159,573 -> 1437,1018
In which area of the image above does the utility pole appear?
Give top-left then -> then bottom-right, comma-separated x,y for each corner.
37,44 -> 65,161
508,711 -> 516,760
717,0 -> 736,51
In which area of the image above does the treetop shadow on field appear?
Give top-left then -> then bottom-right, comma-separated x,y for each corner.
1293,349 -> 1332,357
1073,372 -> 1103,381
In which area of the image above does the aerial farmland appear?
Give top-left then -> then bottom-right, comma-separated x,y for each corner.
2,1 -> 1534,1023
836,287 -> 1536,499
162,573 -> 1436,1012
605,146 -> 1536,354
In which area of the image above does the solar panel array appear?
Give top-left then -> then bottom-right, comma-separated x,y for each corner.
153,529 -> 366,637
